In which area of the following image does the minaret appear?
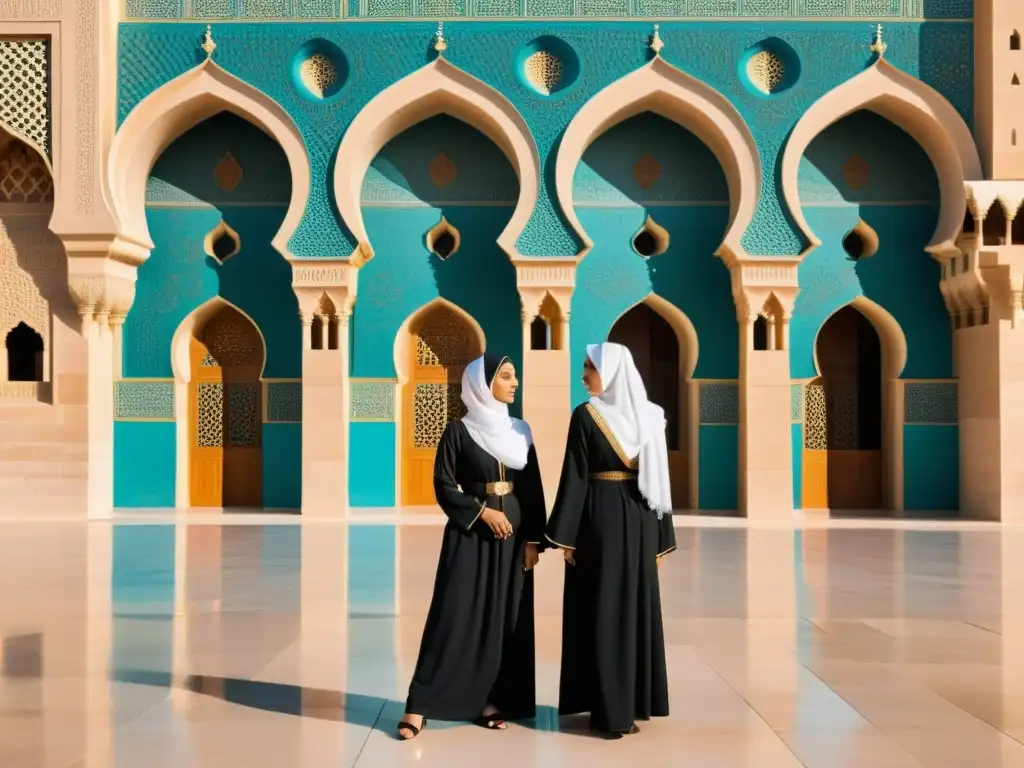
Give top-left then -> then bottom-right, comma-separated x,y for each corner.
975,0 -> 1024,179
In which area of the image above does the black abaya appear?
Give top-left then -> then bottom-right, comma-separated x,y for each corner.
405,419 -> 546,721
545,403 -> 676,733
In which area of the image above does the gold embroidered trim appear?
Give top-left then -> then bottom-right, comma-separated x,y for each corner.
589,471 -> 638,481
468,501 -> 485,530
585,404 -> 639,470
657,545 -> 676,558
545,532 -> 575,551
486,480 -> 514,495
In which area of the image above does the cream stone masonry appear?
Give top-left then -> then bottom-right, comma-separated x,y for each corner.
292,261 -> 357,517
732,260 -> 799,520
975,0 -> 1024,180
516,257 -> 577,504
951,180 -> 1024,520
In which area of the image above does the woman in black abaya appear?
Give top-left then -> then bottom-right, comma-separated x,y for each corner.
398,353 -> 546,740
546,342 -> 676,738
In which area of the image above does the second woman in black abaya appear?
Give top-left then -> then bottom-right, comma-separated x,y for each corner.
398,353 -> 546,739
546,342 -> 676,738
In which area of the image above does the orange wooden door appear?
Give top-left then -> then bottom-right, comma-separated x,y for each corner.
401,306 -> 479,506
189,307 -> 264,508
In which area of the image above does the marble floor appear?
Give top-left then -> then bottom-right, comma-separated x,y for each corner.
3,514 -> 1024,767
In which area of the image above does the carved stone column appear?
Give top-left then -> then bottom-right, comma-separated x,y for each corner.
292,261 -> 357,517
65,243 -> 140,518
730,260 -> 800,520
515,257 -> 577,504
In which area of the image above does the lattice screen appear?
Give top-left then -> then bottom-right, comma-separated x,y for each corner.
0,40 -> 50,157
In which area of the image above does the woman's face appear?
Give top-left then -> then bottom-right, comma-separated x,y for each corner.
582,357 -> 603,396
491,361 -> 519,404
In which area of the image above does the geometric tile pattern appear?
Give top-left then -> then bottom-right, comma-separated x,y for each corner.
267,382 -> 302,423
904,382 -> 958,425
790,383 -> 804,423
699,382 -> 739,425
124,0 -> 972,17
351,380 -> 395,421
114,381 -> 174,420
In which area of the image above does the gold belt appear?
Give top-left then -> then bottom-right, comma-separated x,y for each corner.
486,481 -> 514,496
589,471 -> 638,481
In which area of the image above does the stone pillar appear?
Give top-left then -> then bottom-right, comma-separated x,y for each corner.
514,257 -> 577,504
291,262 -> 357,517
731,261 -> 800,520
65,245 -> 139,519
955,182 -> 1024,520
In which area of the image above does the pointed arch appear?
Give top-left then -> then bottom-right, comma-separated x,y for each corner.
810,295 -> 907,380
782,60 -> 982,258
108,60 -> 311,258
611,292 -> 700,378
556,56 -> 761,262
170,296 -> 267,384
392,296 -> 486,384
334,58 -> 540,263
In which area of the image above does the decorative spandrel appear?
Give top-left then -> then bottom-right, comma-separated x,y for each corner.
413,383 -> 466,449
197,382 -> 224,448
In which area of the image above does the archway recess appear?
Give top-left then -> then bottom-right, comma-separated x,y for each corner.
782,59 -> 982,259
608,293 -> 699,510
393,297 -> 485,506
556,56 -> 761,263
108,59 -> 311,260
334,58 -> 540,264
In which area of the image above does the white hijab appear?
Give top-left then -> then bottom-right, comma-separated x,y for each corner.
460,355 -> 532,470
587,342 -> 673,518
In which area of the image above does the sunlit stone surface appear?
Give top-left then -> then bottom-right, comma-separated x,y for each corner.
1,513 -> 1023,767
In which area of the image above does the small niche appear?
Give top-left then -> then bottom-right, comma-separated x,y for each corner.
530,316 -> 550,350
962,206 -> 976,236
631,215 -> 669,258
1013,202 -> 1024,244
1014,129 -> 1018,147
311,315 -> 324,350
982,200 -> 1009,245
1013,31 -> 1021,50
311,293 -> 340,351
5,322 -> 43,382
203,219 -> 241,264
426,217 -> 461,260
1014,74 -> 1021,85
842,219 -> 879,261
752,316 -> 768,351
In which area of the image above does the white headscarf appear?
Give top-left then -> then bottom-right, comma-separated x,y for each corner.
460,355 -> 532,470
586,342 -> 673,517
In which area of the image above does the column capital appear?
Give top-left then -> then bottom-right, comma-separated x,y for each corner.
728,258 -> 800,324
62,240 -> 139,329
290,259 -> 358,318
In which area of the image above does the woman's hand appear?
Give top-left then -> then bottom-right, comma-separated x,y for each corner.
480,507 -> 513,540
563,548 -> 575,566
523,542 -> 539,571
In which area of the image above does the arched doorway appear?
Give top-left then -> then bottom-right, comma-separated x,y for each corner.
188,305 -> 265,507
5,322 -> 44,382
802,305 -> 883,511
608,302 -> 688,506
401,303 -> 483,506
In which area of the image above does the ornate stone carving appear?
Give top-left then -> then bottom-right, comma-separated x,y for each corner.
514,260 -> 577,289
0,216 -> 56,344
74,0 -> 98,214
0,0 -> 62,19
292,265 -> 351,288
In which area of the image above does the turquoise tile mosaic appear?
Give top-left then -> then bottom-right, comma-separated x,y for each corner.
118,22 -> 972,260
114,381 -> 175,420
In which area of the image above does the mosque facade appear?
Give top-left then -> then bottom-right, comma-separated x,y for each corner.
0,0 -> 1020,519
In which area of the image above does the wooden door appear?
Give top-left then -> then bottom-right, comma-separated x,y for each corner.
189,306 -> 264,508
802,307 -> 883,511
401,306 -> 479,506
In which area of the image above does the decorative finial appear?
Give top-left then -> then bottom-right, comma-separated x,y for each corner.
201,24 -> 216,59
434,22 -> 447,55
870,23 -> 887,59
650,24 -> 664,56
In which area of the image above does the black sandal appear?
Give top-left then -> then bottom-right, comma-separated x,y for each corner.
473,712 -> 508,730
398,718 -> 426,740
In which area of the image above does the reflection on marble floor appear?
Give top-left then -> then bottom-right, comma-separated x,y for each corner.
4,519 -> 1024,767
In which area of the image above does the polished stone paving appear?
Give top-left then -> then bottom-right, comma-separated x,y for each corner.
3,514 -> 1024,766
